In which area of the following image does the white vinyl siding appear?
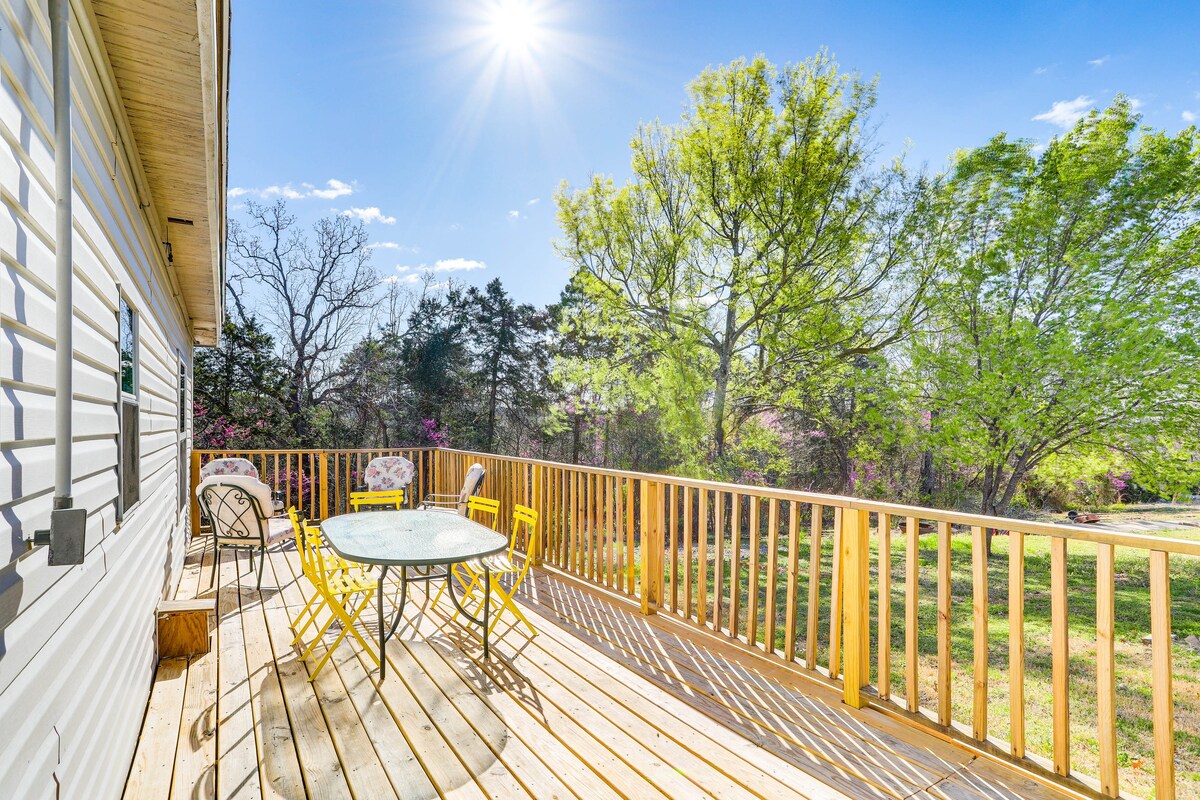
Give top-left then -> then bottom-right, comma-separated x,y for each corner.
0,0 -> 196,797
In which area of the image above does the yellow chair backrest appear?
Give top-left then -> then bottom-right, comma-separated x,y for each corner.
510,504 -> 540,576
467,496 -> 501,530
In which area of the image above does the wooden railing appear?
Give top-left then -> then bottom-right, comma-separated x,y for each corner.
191,447 -> 1196,800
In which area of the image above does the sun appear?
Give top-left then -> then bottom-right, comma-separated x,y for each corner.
485,0 -> 545,54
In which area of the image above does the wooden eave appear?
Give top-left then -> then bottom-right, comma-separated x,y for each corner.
90,0 -> 229,345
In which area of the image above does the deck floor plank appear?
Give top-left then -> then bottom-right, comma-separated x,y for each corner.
171,648 -> 218,799
126,529 -> 1083,800
122,658 -> 188,800
530,572 -> 951,794
428,605 -> 808,800
213,549 -> 263,800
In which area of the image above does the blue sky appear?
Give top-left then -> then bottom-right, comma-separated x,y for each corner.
228,0 -> 1200,307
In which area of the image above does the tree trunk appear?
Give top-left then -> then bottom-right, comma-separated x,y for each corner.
711,300 -> 739,461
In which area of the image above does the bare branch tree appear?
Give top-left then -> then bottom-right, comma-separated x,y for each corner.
228,199 -> 378,443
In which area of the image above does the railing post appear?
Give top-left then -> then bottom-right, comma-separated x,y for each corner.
319,450 -> 330,520
640,480 -> 663,615
841,507 -> 870,708
189,450 -> 201,538
531,465 -> 542,566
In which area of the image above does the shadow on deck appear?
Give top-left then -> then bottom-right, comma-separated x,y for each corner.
121,532 -> 1075,800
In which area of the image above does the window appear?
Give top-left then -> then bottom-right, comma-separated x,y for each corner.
178,356 -> 188,511
118,296 -> 139,516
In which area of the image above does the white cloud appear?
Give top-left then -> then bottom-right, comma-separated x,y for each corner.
225,178 -> 355,201
448,223 -> 464,231
382,274 -> 421,285
1033,66 -> 1048,76
1183,110 -> 1197,123
1032,96 -> 1094,129
261,184 -> 305,200
311,179 -> 354,199
342,206 -> 397,225
1129,97 -> 1144,111
434,258 -> 486,273
394,258 -> 488,275
526,198 -> 540,206
507,209 -> 521,219
369,241 -> 418,253
1088,55 -> 1110,67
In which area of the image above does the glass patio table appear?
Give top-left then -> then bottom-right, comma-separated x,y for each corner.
321,509 -> 509,678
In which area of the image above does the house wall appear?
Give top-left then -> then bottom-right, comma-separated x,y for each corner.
0,0 -> 195,797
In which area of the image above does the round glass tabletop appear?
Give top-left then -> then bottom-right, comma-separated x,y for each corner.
320,510 -> 509,567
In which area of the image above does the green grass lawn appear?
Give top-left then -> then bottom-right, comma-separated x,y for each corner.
641,517 -> 1200,800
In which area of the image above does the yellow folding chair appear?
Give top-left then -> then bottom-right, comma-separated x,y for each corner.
349,487 -> 406,512
288,507 -> 370,648
456,504 -> 540,637
431,496 -> 501,607
296,529 -> 380,680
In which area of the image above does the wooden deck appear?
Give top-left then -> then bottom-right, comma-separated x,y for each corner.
122,527 -> 1077,800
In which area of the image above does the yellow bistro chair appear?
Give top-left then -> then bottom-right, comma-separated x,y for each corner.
349,488 -> 406,512
295,528 -> 380,680
288,507 -> 370,648
349,455 -> 414,511
457,504 -> 540,637
431,496 -> 502,607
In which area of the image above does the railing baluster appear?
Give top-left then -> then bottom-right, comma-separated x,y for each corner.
971,525 -> 988,741
625,477 -> 636,594
1096,542 -> 1117,797
698,490 -> 708,628
829,507 -> 844,679
748,496 -> 760,646
905,516 -> 919,713
1009,530 -> 1025,758
1150,550 -> 1175,800
765,498 -> 779,655
669,484 -> 679,614
807,504 -> 823,669
713,492 -> 725,633
1051,536 -> 1070,776
878,513 -> 892,701
937,520 -> 951,726
683,486 -> 693,619
785,502 -> 799,662
731,494 -> 743,641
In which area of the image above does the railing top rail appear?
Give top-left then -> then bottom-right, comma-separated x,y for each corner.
189,446 -> 1200,557
194,447 -> 438,456
435,448 -> 1200,558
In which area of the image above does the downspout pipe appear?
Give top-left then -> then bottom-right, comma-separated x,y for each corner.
51,0 -> 72,512
30,0 -> 87,565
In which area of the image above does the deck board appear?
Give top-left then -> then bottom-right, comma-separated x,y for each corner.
126,531 -> 1083,800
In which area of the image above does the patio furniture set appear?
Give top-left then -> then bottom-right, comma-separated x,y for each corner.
195,455 -> 539,680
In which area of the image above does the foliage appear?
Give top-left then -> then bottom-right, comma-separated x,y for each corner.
908,98 -> 1200,520
555,53 -> 929,466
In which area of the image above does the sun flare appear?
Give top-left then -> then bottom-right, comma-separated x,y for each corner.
485,0 -> 544,54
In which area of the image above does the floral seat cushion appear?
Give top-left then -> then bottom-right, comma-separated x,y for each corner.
363,456 -> 415,492
199,457 -> 260,481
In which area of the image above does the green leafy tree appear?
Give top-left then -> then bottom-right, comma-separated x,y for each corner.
193,317 -> 289,448
911,98 -> 1200,531
556,53 -> 927,466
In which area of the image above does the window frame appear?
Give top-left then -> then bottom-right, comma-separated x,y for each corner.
117,294 -> 140,520
178,354 -> 189,512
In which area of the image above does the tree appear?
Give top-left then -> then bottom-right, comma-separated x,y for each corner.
911,98 -> 1200,531
193,317 -> 289,448
555,53 -> 927,466
227,200 -> 378,444
469,278 -> 553,452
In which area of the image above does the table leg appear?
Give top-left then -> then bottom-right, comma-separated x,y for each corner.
484,565 -> 491,659
378,565 -> 388,680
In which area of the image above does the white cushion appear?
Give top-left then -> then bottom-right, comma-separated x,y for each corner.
196,474 -> 273,542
